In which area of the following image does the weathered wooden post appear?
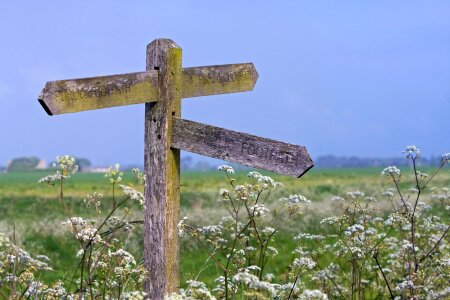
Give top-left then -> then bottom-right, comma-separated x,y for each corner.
38,38 -> 314,300
144,39 -> 182,298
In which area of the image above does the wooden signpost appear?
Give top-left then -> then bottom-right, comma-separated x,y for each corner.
38,38 -> 314,299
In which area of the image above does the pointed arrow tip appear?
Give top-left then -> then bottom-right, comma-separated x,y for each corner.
38,84 -> 53,116
38,98 -> 53,116
250,63 -> 259,89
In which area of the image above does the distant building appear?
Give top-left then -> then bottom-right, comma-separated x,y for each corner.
85,167 -> 110,173
36,160 -> 47,169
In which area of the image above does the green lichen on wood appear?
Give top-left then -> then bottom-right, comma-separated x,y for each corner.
39,71 -> 159,115
181,63 -> 258,98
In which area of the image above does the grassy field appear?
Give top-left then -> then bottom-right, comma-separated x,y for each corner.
0,166 -> 448,287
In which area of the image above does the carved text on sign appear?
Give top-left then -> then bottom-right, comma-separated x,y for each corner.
171,117 -> 313,177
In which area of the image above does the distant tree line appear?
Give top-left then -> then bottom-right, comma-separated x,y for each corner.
1,154 -> 443,173
5,157 -> 92,172
315,155 -> 443,168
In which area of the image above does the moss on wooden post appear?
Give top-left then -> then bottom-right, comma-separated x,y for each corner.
144,39 -> 182,299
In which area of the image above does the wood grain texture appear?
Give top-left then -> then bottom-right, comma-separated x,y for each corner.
38,63 -> 258,115
172,118 -> 314,177
38,71 -> 159,115
181,63 -> 258,98
144,39 -> 182,299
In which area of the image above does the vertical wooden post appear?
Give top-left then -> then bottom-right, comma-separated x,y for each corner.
144,39 -> 182,299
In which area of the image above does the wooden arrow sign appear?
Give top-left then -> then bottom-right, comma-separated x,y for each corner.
171,117 -> 314,177
38,63 -> 257,115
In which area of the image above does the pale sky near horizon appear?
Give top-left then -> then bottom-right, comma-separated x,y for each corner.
0,1 -> 449,166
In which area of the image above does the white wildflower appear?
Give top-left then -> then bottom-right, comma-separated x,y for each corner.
441,153 -> 450,164
331,196 -> 345,202
199,225 -> 222,236
75,227 -> 101,244
266,246 -> 279,257
105,163 -> 123,184
293,257 -> 316,269
251,204 -> 270,217
109,249 -> 136,266
120,185 -> 144,207
403,145 -> 421,159
382,188 -> 395,198
218,165 -> 234,174
344,224 -> 365,236
178,217 -> 188,237
84,192 -> 103,210
294,233 -> 325,241
38,174 -> 61,185
299,289 -> 328,300
320,216 -> 346,225
395,280 -> 414,292
381,166 -> 401,178
346,191 -> 365,198
262,227 -> 276,236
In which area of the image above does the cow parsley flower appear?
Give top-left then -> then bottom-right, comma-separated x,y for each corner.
132,168 -> 146,184
320,216 -> 346,225
344,224 -> 365,236
38,174 -> 61,185
346,191 -> 365,199
299,289 -> 328,300
294,233 -> 325,241
62,217 -> 87,233
105,163 -> 123,184
395,280 -> 414,292
292,257 -> 316,269
109,249 -> 136,266
54,155 -> 78,175
199,225 -> 222,236
75,227 -> 101,244
442,153 -> 450,164
266,246 -> 279,257
331,196 -> 345,202
262,227 -> 276,236
218,165 -> 234,174
119,185 -> 144,207
382,188 -> 395,198
403,145 -> 421,159
250,204 -> 270,217
185,280 -> 215,299
178,217 -> 188,237
280,194 -> 311,205
84,192 -> 103,211
381,166 -> 401,178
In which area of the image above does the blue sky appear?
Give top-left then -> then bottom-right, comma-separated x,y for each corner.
1,1 -> 449,166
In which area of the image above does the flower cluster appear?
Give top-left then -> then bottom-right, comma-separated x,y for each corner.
218,165 -> 234,174
120,184 -> 145,207
442,153 -> 450,165
104,163 -> 123,184
403,145 -> 421,159
381,166 -> 401,180
39,155 -> 78,185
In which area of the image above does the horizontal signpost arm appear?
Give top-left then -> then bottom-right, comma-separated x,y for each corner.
38,63 -> 258,115
181,63 -> 258,98
38,71 -> 159,115
171,117 -> 314,177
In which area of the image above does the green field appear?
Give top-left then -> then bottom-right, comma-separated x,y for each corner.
0,167 -> 449,287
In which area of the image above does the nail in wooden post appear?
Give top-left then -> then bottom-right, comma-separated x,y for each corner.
144,39 -> 182,299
